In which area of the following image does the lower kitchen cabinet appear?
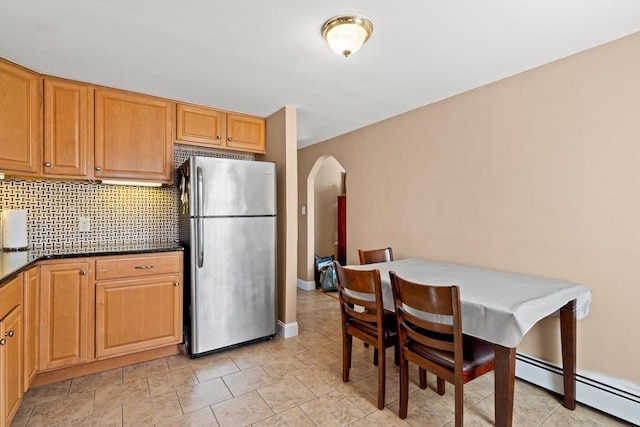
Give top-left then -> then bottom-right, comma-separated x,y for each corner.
94,252 -> 182,359
39,261 -> 91,372
95,274 -> 182,358
0,249 -> 183,408
23,267 -> 39,390
0,275 -> 23,427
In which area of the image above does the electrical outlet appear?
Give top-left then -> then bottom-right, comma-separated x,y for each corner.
79,217 -> 90,232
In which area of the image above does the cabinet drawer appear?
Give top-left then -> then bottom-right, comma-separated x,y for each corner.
0,274 -> 22,319
95,253 -> 181,281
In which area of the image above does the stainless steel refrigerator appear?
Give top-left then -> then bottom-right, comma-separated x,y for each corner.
178,156 -> 277,357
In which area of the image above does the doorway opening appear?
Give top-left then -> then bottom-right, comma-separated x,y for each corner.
306,155 -> 346,288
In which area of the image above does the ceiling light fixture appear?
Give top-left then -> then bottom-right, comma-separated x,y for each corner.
322,15 -> 373,57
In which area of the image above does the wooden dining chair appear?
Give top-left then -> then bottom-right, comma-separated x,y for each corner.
334,261 -> 398,410
390,271 -> 495,426
357,247 -> 394,359
358,247 -> 394,265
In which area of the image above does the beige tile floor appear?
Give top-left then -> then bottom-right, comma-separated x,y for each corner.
11,289 -> 631,427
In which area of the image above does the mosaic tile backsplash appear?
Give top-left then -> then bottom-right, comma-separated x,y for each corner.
0,147 -> 253,248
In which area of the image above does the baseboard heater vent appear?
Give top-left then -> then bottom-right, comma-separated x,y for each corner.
515,353 -> 639,425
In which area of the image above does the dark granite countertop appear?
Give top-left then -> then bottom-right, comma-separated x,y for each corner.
0,241 -> 183,284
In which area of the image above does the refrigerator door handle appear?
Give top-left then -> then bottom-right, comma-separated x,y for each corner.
197,166 -> 205,268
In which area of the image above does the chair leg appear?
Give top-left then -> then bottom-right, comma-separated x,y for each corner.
394,344 -> 399,366
343,334 -> 352,382
455,382 -> 463,427
437,377 -> 445,395
399,353 -> 409,418
419,368 -> 427,389
377,344 -> 386,410
373,348 -> 378,366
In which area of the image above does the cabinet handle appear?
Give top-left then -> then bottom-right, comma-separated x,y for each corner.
174,282 -> 180,287
216,135 -> 221,140
95,166 -> 102,171
5,330 -> 14,337
227,137 -> 232,142
134,265 -> 155,269
0,338 -> 5,346
44,162 -> 52,167
80,270 -> 87,275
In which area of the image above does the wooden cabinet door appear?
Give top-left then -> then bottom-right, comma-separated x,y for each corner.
39,262 -> 91,371
94,89 -> 173,184
43,78 -> 94,178
1,306 -> 23,427
23,267 -> 39,391
176,103 -> 225,147
0,59 -> 41,175
226,113 -> 266,153
95,275 -> 182,359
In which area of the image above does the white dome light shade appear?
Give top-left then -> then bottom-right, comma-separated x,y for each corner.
322,15 -> 373,57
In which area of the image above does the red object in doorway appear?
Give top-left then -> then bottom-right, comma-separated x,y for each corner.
337,195 -> 346,265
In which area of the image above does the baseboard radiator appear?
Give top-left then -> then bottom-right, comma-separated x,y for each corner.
516,353 -> 639,425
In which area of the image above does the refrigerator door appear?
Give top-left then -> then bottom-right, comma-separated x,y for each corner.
191,216 -> 277,355
192,157 -> 276,217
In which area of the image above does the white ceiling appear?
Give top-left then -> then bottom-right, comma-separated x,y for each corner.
1,1 -> 638,149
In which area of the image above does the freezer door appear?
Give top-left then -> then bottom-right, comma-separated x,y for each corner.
191,216 -> 276,354
193,157 -> 276,217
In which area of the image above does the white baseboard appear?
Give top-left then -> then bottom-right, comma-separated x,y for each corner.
297,278 -> 316,291
277,320 -> 299,338
515,353 -> 639,425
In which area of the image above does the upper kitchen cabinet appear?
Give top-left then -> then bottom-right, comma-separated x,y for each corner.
0,59 -> 41,176
43,78 -> 94,179
95,89 -> 174,184
176,103 -> 266,154
226,113 -> 266,153
176,103 -> 226,147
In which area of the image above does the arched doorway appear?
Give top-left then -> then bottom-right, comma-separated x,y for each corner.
305,155 -> 346,289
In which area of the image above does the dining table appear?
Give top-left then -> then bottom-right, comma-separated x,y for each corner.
348,258 -> 592,427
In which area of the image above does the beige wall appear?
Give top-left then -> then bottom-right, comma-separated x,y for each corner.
297,33 -> 640,383
314,157 -> 345,258
260,107 -> 298,325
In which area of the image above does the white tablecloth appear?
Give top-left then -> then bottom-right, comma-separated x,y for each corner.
348,258 -> 592,348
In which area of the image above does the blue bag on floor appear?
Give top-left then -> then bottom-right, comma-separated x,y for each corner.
321,263 -> 338,292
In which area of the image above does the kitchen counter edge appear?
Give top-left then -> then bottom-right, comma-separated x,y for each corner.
0,244 -> 184,285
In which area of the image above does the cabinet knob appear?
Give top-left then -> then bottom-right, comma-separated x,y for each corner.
174,282 -> 180,287
95,166 -> 102,171
0,338 -> 5,346
80,270 -> 87,275
44,162 -> 52,167
5,330 -> 14,338
134,265 -> 154,270
216,135 -> 221,140
227,137 -> 232,142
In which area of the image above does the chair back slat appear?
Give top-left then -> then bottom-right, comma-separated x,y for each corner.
395,278 -> 455,315
399,308 -> 455,351
358,247 -> 393,265
340,291 -> 376,310
340,290 -> 377,323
